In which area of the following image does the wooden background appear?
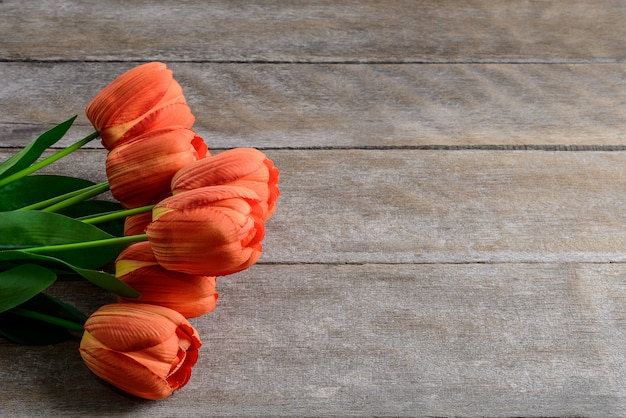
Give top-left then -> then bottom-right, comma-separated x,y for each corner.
1,1 -> 626,416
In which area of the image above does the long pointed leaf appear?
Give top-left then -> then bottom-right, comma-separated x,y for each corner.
0,174 -> 95,211
71,264 -> 138,298
58,200 -> 125,236
0,293 -> 85,345
0,264 -> 57,313
0,251 -> 139,298
0,310 -> 75,345
0,210 -> 120,268
21,292 -> 88,323
0,117 -> 76,180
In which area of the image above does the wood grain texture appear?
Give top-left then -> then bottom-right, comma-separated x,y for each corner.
1,263 -> 625,416
0,0 -> 625,63
2,0 -> 626,415
3,148 -> 625,264
2,62 -> 626,148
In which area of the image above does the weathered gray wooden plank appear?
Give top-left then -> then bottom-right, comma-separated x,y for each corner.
3,148 -> 626,264
1,0 -> 624,416
218,149 -> 626,264
2,62 -> 626,148
1,263 -> 625,416
1,0 -> 625,63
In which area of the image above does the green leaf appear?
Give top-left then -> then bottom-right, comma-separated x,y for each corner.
0,264 -> 57,313
0,210 -> 120,268
22,292 -> 88,324
0,174 -> 95,211
0,292 -> 87,345
68,263 -> 139,298
0,310 -> 75,345
0,117 -> 76,181
0,251 -> 139,298
59,200 -> 125,236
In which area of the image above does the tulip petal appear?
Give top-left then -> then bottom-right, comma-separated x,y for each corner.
127,333 -> 182,377
106,128 -> 203,208
171,148 -> 279,220
87,63 -> 172,132
167,324 -> 201,389
118,273 -> 218,318
83,304 -> 188,352
172,148 -> 267,189
84,310 -> 177,352
116,243 -> 219,317
86,62 -> 198,150
79,304 -> 202,400
115,241 -> 157,277
147,186 -> 265,275
116,103 -> 196,147
124,212 -> 153,236
191,135 -> 209,160
80,345 -> 174,400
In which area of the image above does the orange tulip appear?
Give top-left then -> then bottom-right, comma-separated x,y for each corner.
86,62 -> 195,150
79,303 -> 202,400
124,212 -> 153,236
146,185 -> 265,276
106,127 -> 208,208
115,242 -> 218,318
171,148 -> 280,220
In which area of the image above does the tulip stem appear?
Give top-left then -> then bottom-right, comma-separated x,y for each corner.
20,234 -> 148,254
0,131 -> 99,189
18,181 -> 110,212
9,307 -> 85,332
40,182 -> 111,213
80,205 -> 154,225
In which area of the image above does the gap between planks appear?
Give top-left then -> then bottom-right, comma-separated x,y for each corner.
2,58 -> 626,65
6,144 -> 626,152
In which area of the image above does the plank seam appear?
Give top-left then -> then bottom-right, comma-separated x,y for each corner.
1,58 -> 625,65
256,261 -> 626,266
5,145 -> 626,152
255,145 -> 626,152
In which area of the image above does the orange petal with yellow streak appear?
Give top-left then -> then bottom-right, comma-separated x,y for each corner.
147,186 -> 264,275
171,148 -> 279,219
106,128 -> 205,208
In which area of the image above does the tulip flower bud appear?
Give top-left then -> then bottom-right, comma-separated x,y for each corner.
115,242 -> 218,318
86,62 -> 195,150
147,185 -> 265,276
171,148 -> 280,221
106,127 -> 208,208
79,303 -> 202,400
124,212 -> 153,236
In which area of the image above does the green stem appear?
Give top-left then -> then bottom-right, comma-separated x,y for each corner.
9,307 -> 85,332
41,182 -> 110,213
80,205 -> 154,225
0,131 -> 99,189
18,181 -> 110,211
20,234 -> 148,254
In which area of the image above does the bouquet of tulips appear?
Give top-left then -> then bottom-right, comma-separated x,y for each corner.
0,62 -> 279,400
